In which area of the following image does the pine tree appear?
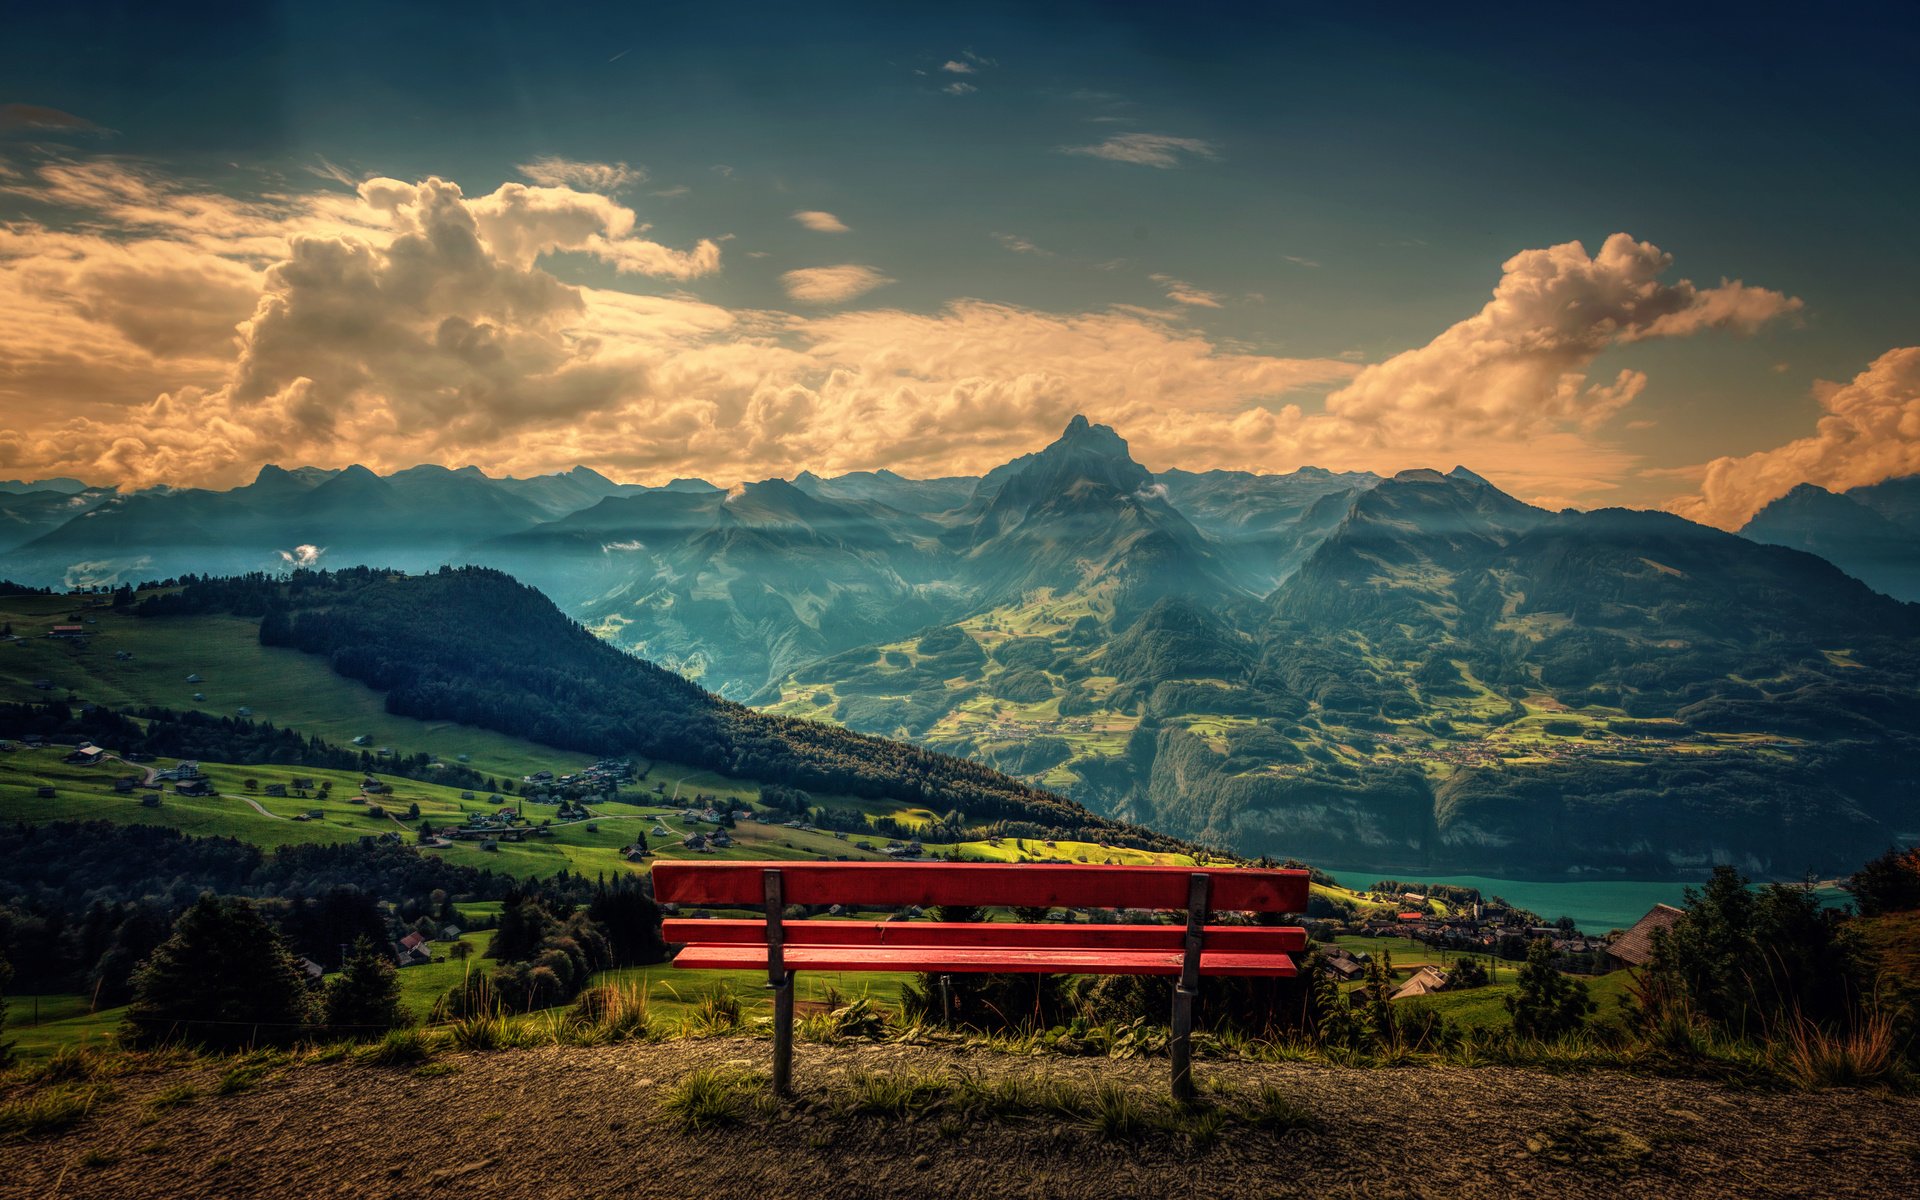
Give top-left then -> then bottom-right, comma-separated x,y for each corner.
124,895 -> 314,1049
321,937 -> 408,1037
1504,937 -> 1594,1040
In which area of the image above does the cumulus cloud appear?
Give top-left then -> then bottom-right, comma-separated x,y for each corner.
1319,234 -> 1798,444
278,543 -> 324,567
1671,348 -> 1920,529
780,264 -> 894,304
1062,133 -> 1218,168
941,60 -> 974,74
792,210 -> 850,233
1149,274 -> 1222,309
516,156 -> 643,193
0,167 -> 1808,513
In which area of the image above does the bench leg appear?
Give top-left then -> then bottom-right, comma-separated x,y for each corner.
771,969 -> 795,1095
1171,871 -> 1211,1104
1170,983 -> 1195,1103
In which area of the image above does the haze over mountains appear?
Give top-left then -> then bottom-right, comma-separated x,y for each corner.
5,418 -> 1918,877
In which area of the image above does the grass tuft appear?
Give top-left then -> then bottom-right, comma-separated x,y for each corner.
658,1067 -> 766,1130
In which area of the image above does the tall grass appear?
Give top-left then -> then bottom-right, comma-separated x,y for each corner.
1778,1010 -> 1897,1089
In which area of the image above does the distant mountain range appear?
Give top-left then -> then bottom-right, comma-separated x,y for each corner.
5,420 -> 1918,877
1741,478 -> 1920,603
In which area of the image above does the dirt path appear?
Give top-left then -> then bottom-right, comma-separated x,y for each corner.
5,1039 -> 1916,1199
222,793 -> 288,820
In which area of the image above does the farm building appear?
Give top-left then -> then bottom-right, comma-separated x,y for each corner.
1391,965 -> 1449,1000
1607,904 -> 1687,970
50,624 -> 86,638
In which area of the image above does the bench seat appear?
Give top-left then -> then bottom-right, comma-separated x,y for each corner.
672,943 -> 1299,976
663,918 -> 1308,953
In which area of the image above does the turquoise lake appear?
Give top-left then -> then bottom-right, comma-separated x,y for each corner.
1321,871 -> 1848,934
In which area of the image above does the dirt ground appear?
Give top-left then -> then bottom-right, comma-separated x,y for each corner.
4,1038 -> 1917,1199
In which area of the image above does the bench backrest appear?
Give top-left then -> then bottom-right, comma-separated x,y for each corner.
651,861 -> 1308,914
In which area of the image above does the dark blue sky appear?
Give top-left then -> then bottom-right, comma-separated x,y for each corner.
1,1 -> 1915,514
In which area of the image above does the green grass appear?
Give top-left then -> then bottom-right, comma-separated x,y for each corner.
1401,968 -> 1639,1030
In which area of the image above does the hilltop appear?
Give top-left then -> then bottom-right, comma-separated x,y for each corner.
3,1039 -> 1915,1200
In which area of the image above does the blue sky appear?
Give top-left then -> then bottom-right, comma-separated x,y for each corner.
1,1 -> 1915,523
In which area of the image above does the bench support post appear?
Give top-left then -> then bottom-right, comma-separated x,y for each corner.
763,869 -> 794,1096
1170,871 -> 1211,1103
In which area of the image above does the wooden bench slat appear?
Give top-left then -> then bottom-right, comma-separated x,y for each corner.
652,861 -> 1308,912
663,919 -> 1308,953
671,944 -> 1299,977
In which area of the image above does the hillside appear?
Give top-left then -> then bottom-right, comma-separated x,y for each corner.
3,1040 -> 1915,1200
119,568 -> 1187,850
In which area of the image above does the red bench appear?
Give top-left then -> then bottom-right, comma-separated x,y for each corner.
653,861 -> 1310,1099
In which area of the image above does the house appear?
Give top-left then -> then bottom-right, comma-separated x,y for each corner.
185,673 -> 202,684
236,706 -> 252,717
1391,965 -> 1449,1000
174,778 -> 213,797
682,832 -> 709,850
63,745 -> 105,766
622,846 -> 649,863
290,777 -> 315,790
650,824 -> 671,837
297,957 -> 326,982
709,830 -> 734,849
440,925 -> 463,941
1319,947 -> 1366,981
397,932 -> 432,966
111,776 -> 136,793
1607,903 -> 1687,970
263,783 -> 288,797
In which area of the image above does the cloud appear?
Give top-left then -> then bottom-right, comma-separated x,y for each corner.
1670,347 -> 1920,529
1320,234 -> 1799,445
780,264 -> 894,304
278,543 -> 324,567
516,156 -> 643,193
943,82 -> 977,96
0,105 -> 111,137
1283,255 -> 1320,269
792,210 -> 850,233
1149,274 -> 1221,308
0,170 -> 1805,514
1061,133 -> 1217,168
941,60 -> 974,74
992,232 -> 1050,257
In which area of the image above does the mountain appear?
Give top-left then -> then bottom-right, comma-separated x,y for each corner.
947,416 -> 1239,616
0,476 -> 94,496
0,487 -> 116,556
1742,481 -> 1920,602
1157,465 -> 1380,592
472,479 -> 953,694
792,468 -> 975,515
0,463 -> 592,586
9,418 -> 1920,877
765,462 -> 1920,878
